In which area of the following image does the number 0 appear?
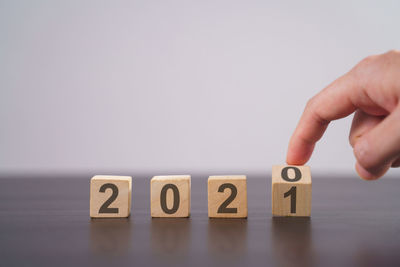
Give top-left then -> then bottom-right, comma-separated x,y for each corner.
281,166 -> 302,182
160,184 -> 180,214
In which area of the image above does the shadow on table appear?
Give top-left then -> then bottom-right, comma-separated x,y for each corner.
271,217 -> 314,267
89,218 -> 132,257
150,218 -> 191,260
208,218 -> 248,261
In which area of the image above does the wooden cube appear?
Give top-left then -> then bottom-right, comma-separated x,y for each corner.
272,165 -> 311,217
208,175 -> 247,218
90,175 -> 132,218
151,175 -> 191,218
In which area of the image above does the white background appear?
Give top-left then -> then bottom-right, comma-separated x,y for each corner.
1,0 -> 400,176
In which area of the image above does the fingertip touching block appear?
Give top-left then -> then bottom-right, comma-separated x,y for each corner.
272,165 -> 311,217
90,175 -> 132,218
151,175 -> 191,218
208,175 -> 248,218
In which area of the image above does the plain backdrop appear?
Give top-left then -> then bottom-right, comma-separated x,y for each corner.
1,0 -> 400,176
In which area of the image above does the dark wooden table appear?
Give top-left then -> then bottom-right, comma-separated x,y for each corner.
1,173 -> 400,267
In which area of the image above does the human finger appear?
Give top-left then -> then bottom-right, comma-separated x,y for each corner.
353,106 -> 400,180
286,74 -> 357,165
349,110 -> 384,148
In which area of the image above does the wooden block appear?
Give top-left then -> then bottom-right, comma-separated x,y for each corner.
151,175 -> 191,218
90,175 -> 132,218
272,165 -> 311,217
208,175 -> 248,218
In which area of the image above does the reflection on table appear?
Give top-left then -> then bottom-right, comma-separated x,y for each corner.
271,217 -> 314,267
90,218 -> 132,257
151,218 -> 191,261
208,218 -> 248,261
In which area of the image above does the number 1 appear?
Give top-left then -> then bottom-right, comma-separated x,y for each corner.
284,186 -> 297,213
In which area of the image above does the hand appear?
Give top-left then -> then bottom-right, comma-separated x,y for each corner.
286,50 -> 400,180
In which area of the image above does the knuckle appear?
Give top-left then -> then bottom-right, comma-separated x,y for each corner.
305,96 -> 329,126
354,50 -> 400,73
348,133 -> 356,148
379,50 -> 400,92
353,139 -> 375,171
350,55 -> 378,82
305,96 -> 318,111
358,55 -> 378,68
385,49 -> 400,56
353,137 -> 389,175
351,53 -> 388,88
381,50 -> 399,64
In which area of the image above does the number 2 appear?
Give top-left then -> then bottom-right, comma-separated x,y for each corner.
284,186 -> 297,213
99,183 -> 119,213
217,183 -> 238,213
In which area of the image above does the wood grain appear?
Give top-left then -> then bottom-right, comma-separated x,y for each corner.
90,175 -> 132,218
151,175 -> 191,217
208,175 -> 248,218
272,165 -> 311,217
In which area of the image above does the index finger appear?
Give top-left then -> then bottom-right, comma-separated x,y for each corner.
286,74 -> 357,165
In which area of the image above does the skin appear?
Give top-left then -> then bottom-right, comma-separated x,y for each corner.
286,50 -> 400,180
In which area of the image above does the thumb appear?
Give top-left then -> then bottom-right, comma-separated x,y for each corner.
353,105 -> 400,180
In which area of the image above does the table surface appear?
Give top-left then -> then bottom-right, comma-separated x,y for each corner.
1,173 -> 400,267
